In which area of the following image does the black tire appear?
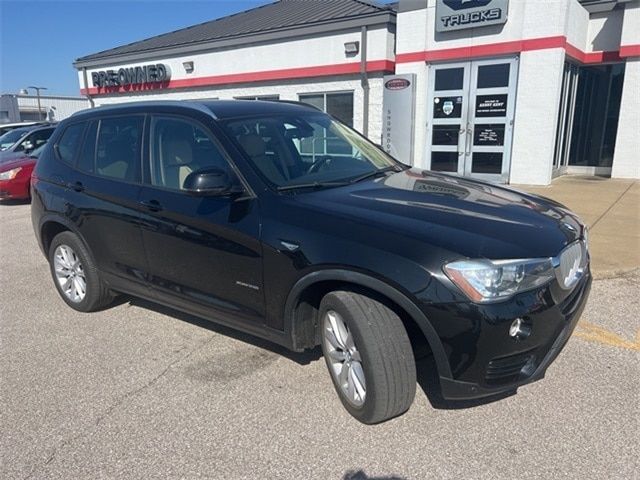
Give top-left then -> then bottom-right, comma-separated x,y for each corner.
319,291 -> 417,424
48,231 -> 114,312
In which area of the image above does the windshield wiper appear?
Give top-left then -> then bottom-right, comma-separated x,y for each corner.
276,181 -> 351,192
348,165 -> 402,184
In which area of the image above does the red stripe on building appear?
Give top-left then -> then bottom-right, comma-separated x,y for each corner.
396,35 -> 622,65
619,44 -> 640,58
81,60 -> 396,96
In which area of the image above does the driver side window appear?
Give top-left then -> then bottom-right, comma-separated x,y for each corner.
150,116 -> 231,191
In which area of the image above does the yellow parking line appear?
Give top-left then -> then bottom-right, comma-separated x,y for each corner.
574,322 -> 640,352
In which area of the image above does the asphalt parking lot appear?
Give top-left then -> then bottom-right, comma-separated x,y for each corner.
1,201 -> 638,480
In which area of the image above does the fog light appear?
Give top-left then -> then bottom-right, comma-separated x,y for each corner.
509,318 -> 531,339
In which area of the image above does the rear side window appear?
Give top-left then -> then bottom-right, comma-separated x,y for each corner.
95,116 -> 144,182
56,124 -> 85,164
77,121 -> 98,173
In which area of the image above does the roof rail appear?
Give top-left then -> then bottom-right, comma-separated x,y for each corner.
274,99 -> 323,112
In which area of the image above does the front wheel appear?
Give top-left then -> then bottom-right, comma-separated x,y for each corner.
319,291 -> 416,424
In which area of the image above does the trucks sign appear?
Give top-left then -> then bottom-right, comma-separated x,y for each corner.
436,0 -> 508,32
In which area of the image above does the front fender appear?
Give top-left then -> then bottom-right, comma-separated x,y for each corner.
284,268 -> 453,378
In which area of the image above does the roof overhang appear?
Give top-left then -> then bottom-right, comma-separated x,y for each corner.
74,11 -> 395,69
578,0 -> 633,13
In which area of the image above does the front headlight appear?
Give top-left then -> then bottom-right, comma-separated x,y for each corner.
0,167 -> 22,180
443,258 -> 555,303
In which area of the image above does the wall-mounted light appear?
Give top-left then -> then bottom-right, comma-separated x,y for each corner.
344,41 -> 360,56
182,61 -> 194,74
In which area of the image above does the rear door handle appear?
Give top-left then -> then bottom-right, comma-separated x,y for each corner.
67,181 -> 84,192
139,199 -> 163,212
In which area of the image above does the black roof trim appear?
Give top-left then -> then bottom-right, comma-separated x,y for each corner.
66,99 -> 319,121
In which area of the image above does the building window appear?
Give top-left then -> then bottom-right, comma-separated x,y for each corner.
234,95 -> 280,101
568,63 -> 625,168
298,92 -> 354,127
298,92 -> 354,156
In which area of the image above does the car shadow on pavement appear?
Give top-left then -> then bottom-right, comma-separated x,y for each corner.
122,297 -> 513,406
0,199 -> 30,206
343,470 -> 407,480
415,355 -> 515,410
127,297 -> 322,365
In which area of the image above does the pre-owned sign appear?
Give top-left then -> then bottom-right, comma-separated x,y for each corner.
91,64 -> 171,88
436,0 -> 508,32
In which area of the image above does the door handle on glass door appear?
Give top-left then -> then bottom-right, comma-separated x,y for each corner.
458,127 -> 466,155
465,125 -> 473,156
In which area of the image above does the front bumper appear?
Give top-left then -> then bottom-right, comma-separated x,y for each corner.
425,270 -> 592,400
0,178 -> 30,200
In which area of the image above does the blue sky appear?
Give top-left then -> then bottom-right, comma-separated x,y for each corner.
1,0 -> 397,97
0,0 -> 274,96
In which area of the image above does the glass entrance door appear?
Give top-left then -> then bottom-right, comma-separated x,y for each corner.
426,58 -> 518,183
553,62 -> 579,176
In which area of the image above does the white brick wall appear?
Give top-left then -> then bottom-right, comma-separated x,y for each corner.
510,49 -> 566,185
612,57 -> 640,179
612,3 -> 640,180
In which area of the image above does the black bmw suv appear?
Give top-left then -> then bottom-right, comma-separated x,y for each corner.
31,100 -> 590,424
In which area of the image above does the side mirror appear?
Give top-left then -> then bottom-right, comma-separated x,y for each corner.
183,167 -> 242,196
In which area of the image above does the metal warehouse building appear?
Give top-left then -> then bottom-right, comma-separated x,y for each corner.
74,0 -> 639,185
0,94 -> 89,123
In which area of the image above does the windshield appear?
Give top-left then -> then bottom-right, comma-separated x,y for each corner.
0,128 -> 30,151
223,113 -> 400,190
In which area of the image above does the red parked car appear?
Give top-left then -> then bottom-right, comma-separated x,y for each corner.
0,144 -> 45,200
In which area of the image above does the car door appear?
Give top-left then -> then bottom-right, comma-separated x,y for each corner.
61,115 -> 150,297
137,113 -> 264,326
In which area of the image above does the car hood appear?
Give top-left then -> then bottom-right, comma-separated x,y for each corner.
0,150 -> 25,162
293,169 -> 583,260
0,154 -> 36,172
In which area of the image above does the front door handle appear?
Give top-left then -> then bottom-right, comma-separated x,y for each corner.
139,199 -> 163,212
67,181 -> 84,192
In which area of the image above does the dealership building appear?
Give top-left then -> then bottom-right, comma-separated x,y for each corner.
74,0 -> 639,185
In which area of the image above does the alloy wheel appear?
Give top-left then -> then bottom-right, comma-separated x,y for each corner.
53,244 -> 86,303
322,310 -> 366,407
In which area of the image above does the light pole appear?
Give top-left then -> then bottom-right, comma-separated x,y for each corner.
20,86 -> 48,120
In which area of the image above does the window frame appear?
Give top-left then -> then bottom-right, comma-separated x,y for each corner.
75,120 -> 99,174
67,113 -> 146,186
145,113 -> 253,196
298,90 -> 354,125
54,122 -> 87,166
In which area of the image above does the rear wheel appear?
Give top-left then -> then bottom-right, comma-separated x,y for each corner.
319,291 -> 416,424
49,231 -> 114,312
